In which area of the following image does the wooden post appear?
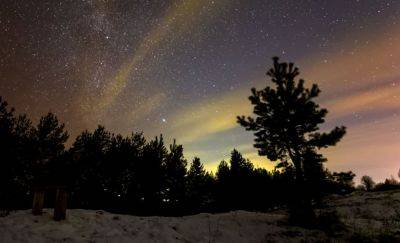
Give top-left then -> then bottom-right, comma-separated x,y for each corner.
32,188 -> 45,215
54,188 -> 68,221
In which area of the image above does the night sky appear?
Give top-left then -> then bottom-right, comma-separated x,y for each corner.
1,0 -> 400,182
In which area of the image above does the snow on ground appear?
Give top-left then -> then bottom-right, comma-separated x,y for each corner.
0,209 -> 325,242
0,190 -> 400,242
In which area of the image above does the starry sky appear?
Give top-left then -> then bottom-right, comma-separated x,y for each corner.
1,0 -> 400,182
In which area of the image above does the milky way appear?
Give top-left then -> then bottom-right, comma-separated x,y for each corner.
1,0 -> 400,181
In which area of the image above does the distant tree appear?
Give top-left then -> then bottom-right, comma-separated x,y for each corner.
31,113 -> 69,186
13,114 -> 35,198
69,126 -> 111,208
164,140 -> 187,213
0,97 -> 18,208
186,157 -> 214,212
187,157 -> 206,181
237,57 -> 346,224
103,132 -> 145,211
230,149 -> 254,177
138,135 -> 167,214
374,175 -> 400,191
361,175 -> 375,191
216,160 -> 230,181
229,149 -> 254,209
215,160 -> 230,209
329,171 -> 356,194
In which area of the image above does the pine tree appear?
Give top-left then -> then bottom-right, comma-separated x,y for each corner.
139,135 -> 167,213
186,157 -> 213,212
228,149 -> 254,209
164,140 -> 187,213
31,112 -> 69,186
229,149 -> 253,178
69,126 -> 111,208
216,160 -> 230,182
237,57 -> 346,224
0,97 -> 17,208
215,160 -> 231,210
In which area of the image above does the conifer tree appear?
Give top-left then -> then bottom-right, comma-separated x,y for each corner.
186,157 -> 213,212
139,135 -> 167,213
164,140 -> 187,212
228,149 -> 254,209
230,149 -> 253,178
0,97 -> 17,208
238,57 -> 346,183
237,57 -> 346,223
69,126 -> 111,208
31,112 -> 69,186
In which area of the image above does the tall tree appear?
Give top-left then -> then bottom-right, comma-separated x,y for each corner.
215,160 -> 230,209
0,97 -> 17,208
138,135 -> 167,213
238,57 -> 345,182
31,113 -> 69,186
105,132 -> 146,211
164,140 -> 187,213
237,57 -> 346,222
229,149 -> 254,209
230,149 -> 253,178
186,157 -> 214,212
69,126 -> 111,208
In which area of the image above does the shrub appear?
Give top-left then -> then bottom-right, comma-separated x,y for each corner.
361,175 -> 375,191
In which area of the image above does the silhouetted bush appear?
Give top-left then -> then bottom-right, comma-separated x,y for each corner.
361,175 -> 375,191
374,176 -> 400,192
324,171 -> 356,195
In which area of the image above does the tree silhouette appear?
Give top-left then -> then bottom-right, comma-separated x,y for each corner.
31,113 -> 69,186
237,57 -> 346,224
108,132 -> 146,212
361,175 -> 375,191
69,126 -> 111,208
164,140 -> 187,214
139,135 -> 167,214
216,160 -> 230,209
229,149 -> 254,209
186,157 -> 214,212
0,96 -> 358,217
0,97 -> 18,208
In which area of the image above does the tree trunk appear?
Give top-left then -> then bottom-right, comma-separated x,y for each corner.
286,147 -> 316,226
54,188 -> 67,221
32,189 -> 45,215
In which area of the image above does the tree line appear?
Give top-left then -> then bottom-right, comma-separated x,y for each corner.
3,57 -> 395,220
1,97 -> 354,216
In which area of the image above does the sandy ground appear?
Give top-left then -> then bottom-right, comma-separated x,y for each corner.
1,190 -> 399,242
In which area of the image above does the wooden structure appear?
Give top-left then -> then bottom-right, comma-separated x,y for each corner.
32,188 -> 45,215
32,186 -> 68,221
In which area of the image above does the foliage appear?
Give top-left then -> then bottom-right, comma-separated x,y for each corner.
0,58 -> 354,217
324,171 -> 356,195
237,57 -> 346,184
374,176 -> 400,192
237,57 -> 346,224
361,175 -> 375,191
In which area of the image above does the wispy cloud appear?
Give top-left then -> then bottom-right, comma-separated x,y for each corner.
167,89 -> 251,144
